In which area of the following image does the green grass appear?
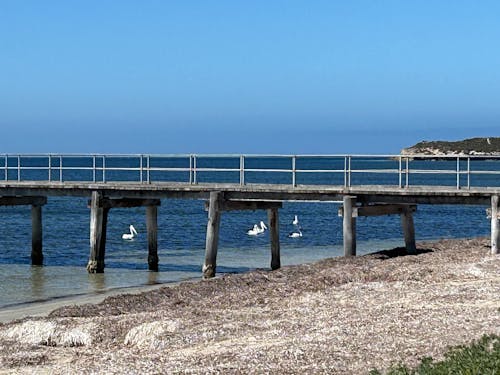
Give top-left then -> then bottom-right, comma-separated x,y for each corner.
370,334 -> 500,375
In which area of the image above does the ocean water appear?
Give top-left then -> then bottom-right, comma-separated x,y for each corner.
0,156 -> 497,309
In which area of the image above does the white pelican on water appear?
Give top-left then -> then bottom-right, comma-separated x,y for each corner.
289,215 -> 302,238
288,228 -> 303,238
122,224 -> 138,240
247,224 -> 260,236
247,221 -> 267,236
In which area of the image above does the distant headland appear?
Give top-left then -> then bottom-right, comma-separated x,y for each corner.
401,137 -> 500,156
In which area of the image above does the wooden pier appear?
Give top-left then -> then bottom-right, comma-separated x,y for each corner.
0,153 -> 499,277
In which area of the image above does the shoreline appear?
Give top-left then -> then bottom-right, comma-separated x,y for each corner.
0,281 -> 178,324
0,237 -> 499,374
0,238 -> 422,323
0,238 -> 405,322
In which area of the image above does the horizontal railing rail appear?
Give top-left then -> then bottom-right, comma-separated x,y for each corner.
1,153 -> 499,189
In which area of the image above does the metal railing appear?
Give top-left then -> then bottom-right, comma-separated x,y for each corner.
1,153 -> 499,189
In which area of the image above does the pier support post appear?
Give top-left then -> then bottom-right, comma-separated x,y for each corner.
343,196 -> 356,256
0,196 -> 47,265
268,207 -> 280,270
31,204 -> 43,265
401,208 -> 417,254
87,191 -> 108,273
203,191 -> 223,278
146,205 -> 159,271
492,195 -> 499,255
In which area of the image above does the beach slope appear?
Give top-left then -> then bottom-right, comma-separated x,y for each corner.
0,238 -> 499,374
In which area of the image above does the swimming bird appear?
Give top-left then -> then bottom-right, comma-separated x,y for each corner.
288,227 -> 303,238
122,224 -> 138,240
247,224 -> 261,236
247,221 -> 267,236
289,215 -> 302,237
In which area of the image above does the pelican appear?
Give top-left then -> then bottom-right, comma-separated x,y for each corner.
247,221 -> 267,236
289,215 -> 302,237
288,228 -> 303,238
122,224 -> 138,240
247,224 -> 261,236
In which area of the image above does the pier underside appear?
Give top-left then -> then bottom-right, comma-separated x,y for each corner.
1,182 -> 499,275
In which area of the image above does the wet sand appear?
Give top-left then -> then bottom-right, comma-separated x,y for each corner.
0,237 -> 499,374
0,283 -> 171,324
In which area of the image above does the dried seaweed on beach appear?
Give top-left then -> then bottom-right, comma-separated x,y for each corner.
0,237 -> 499,374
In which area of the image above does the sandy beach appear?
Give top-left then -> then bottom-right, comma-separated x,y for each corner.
0,237 -> 499,374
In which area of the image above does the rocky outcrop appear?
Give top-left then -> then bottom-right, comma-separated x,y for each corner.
401,137 -> 500,156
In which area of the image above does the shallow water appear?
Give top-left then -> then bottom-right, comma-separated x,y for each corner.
0,196 -> 490,309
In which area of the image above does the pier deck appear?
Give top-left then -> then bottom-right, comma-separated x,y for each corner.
1,181 -> 498,203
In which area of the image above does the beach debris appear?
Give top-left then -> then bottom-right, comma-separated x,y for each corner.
124,320 -> 182,349
1,320 -> 93,347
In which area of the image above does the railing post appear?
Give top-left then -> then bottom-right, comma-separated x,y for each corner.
467,157 -> 470,189
17,155 -> 21,181
189,154 -> 193,184
344,156 -> 348,187
456,156 -> 460,189
102,155 -> 106,183
147,155 -> 150,183
60,156 -> 63,182
140,154 -> 143,183
240,155 -> 245,186
405,157 -> 409,187
193,155 -> 197,184
4,155 -> 7,181
48,154 -> 52,182
92,155 -> 96,183
292,155 -> 296,187
398,156 -> 402,188
348,156 -> 352,187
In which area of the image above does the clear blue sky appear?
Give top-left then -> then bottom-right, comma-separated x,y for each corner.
1,1 -> 499,154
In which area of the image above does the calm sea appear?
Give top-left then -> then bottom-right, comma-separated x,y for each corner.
0,157 -> 496,309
